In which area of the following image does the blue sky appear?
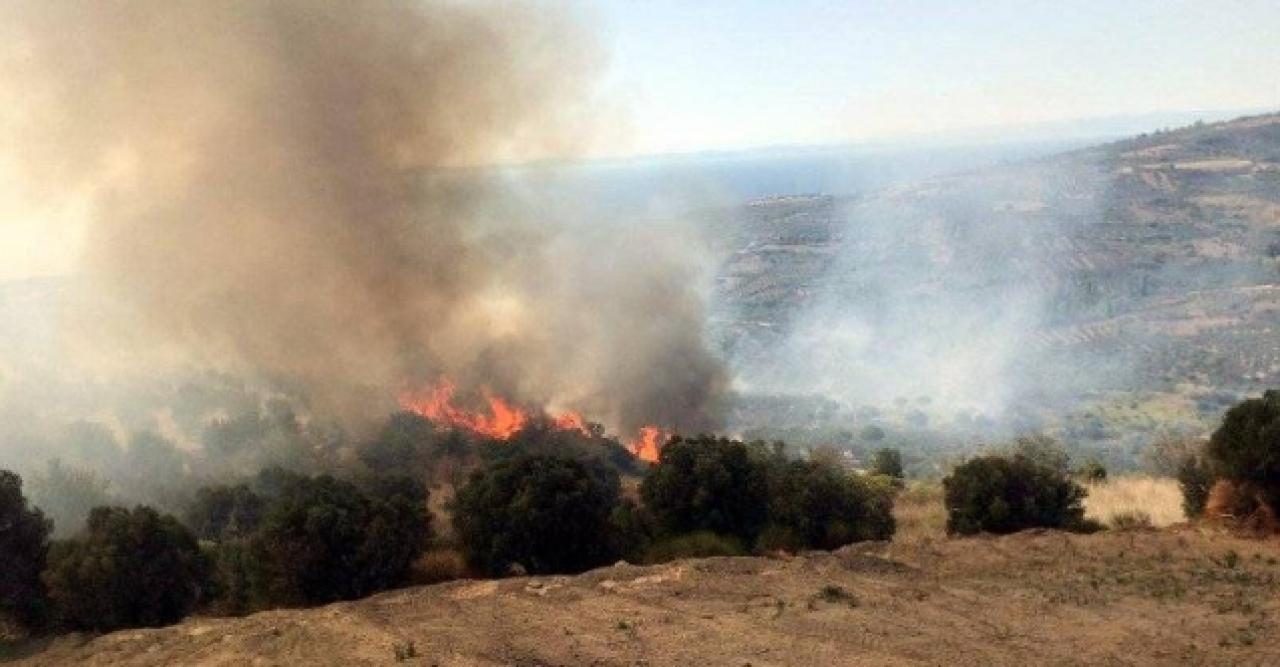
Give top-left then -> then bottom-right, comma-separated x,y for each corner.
593,0 -> 1280,155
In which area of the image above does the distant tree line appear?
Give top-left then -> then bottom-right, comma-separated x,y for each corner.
0,416 -> 899,636
7,388 -> 1276,638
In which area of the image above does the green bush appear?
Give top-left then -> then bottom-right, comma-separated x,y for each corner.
763,460 -> 895,551
454,455 -> 620,576
1177,453 -> 1215,518
0,470 -> 52,627
184,483 -> 264,541
942,455 -> 1087,535
642,531 -> 745,563
242,471 -> 431,607
43,506 -> 211,631
1205,389 -> 1280,510
1074,459 -> 1108,483
870,448 -> 904,479
640,436 -> 770,545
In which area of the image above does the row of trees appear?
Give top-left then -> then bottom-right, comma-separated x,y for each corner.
453,435 -> 897,576
5,388 -> 1276,637
1,433 -> 897,635
0,468 -> 433,632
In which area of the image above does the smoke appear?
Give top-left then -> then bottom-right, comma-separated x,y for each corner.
727,160 -> 1109,429
0,1 -> 726,437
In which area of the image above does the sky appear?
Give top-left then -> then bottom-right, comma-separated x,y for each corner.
594,0 -> 1280,155
2,1 -> 1279,281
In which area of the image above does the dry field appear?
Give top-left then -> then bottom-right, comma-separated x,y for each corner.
1084,476 -> 1186,528
9,480 -> 1280,666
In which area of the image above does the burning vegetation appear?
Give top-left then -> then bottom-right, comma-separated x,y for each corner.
398,378 -> 671,461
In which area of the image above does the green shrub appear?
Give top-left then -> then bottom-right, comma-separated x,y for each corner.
242,472 -> 431,607
640,436 -> 770,545
642,531 -> 745,563
607,499 -> 655,563
43,506 -> 211,631
763,460 -> 895,551
1008,435 -> 1070,475
942,455 -> 1087,535
1075,459 -> 1108,483
453,455 -> 620,576
184,483 -> 264,541
1177,453 -> 1215,518
870,448 -> 904,479
1205,389 -> 1280,510
0,470 -> 52,627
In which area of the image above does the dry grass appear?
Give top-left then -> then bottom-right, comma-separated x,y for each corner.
1084,476 -> 1185,528
408,548 -> 472,585
893,480 -> 947,541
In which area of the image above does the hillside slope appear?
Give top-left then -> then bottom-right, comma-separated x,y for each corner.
715,113 -> 1280,447
13,528 -> 1280,666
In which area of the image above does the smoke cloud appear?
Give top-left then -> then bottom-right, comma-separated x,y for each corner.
0,1 -> 726,436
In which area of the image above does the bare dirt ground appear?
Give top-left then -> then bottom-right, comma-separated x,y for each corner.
8,522 -> 1280,666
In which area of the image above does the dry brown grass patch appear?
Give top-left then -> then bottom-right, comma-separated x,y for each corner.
1084,476 -> 1184,528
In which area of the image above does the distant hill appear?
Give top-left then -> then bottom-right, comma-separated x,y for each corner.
714,113 -> 1280,448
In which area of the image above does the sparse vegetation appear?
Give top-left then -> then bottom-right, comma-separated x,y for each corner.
1108,510 -> 1153,531
1084,476 -> 1185,528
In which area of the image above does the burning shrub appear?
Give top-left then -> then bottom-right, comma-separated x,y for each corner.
1205,389 -> 1280,512
453,455 -> 620,576
943,455 -> 1087,535
43,506 -> 211,631
640,436 -> 770,546
763,460 -> 895,551
0,470 -> 52,628
241,471 -> 431,607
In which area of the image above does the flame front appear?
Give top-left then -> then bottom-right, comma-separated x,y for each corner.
627,426 -> 666,463
399,378 -> 669,462
399,379 -> 528,439
551,410 -> 591,435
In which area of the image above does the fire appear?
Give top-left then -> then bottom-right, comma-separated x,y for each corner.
627,426 -> 666,463
551,410 -> 591,435
398,378 -> 669,463
399,379 -> 528,439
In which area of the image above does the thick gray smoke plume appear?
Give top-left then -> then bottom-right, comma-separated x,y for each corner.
0,1 -> 726,436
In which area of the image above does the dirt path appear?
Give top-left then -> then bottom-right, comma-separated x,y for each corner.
11,527 -> 1280,666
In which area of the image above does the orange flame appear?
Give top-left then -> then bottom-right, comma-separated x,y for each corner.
551,410 -> 591,436
627,426 -> 666,463
399,379 -> 528,439
399,379 -> 667,463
